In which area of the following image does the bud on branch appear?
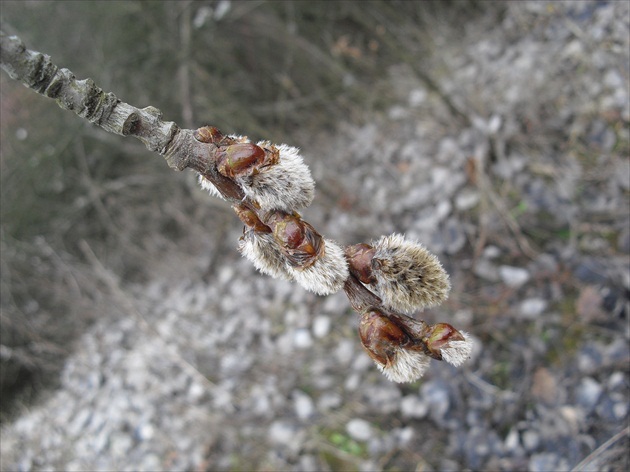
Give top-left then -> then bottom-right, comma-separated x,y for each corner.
195,126 -> 314,212
347,234 -> 451,314
359,309 -> 472,382
0,32 -> 474,383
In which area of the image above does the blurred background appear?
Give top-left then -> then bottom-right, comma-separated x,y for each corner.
1,1 -> 628,470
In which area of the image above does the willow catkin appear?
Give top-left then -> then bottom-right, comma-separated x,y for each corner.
238,229 -> 294,281
288,238 -> 348,295
372,233 -> 451,314
358,309 -> 430,383
237,143 -> 315,212
198,139 -> 315,212
359,310 -> 473,382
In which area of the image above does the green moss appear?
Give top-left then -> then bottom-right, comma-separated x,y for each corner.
328,431 -> 367,457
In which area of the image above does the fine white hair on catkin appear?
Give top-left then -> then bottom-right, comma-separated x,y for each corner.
439,331 -> 473,367
198,174 -> 224,199
372,233 -> 451,314
289,238 -> 349,295
377,348 -> 430,383
238,230 -> 293,281
237,143 -> 315,212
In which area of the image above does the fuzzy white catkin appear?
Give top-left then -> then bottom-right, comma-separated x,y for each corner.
372,233 -> 451,314
377,348 -> 430,383
238,230 -> 293,281
237,143 -> 315,212
288,238 -> 349,295
439,331 -> 473,367
198,142 -> 315,212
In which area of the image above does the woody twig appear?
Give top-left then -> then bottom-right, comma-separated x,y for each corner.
1,31 -> 473,382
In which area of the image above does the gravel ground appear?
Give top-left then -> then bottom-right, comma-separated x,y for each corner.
1,1 -> 629,471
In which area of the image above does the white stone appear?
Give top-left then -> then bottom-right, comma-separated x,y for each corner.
504,427 -> 520,451
188,381 -> 205,402
499,265 -> 530,288
136,423 -> 155,441
577,377 -> 603,410
312,315 -> 331,339
346,418 -> 372,442
293,328 -> 313,349
455,190 -> 480,211
269,421 -> 295,445
293,390 -> 315,421
519,298 -> 548,318
400,395 -> 428,419
409,88 -> 427,107
522,430 -> 540,451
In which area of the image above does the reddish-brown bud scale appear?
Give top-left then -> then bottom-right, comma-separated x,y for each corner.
233,205 -> 271,233
279,219 -> 305,249
217,143 -> 266,178
423,323 -> 465,360
193,126 -> 236,146
359,309 -> 410,366
265,212 -> 323,268
346,243 -> 377,284
256,142 -> 280,168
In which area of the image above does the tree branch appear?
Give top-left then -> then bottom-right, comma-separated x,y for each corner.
0,31 -> 242,200
1,31 -> 473,383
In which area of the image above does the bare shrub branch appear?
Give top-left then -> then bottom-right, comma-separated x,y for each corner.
1,31 -> 473,382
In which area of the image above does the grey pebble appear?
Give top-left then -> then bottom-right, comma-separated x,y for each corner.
529,453 -> 570,472
575,377 -> 603,412
400,395 -> 428,419
293,390 -> 315,421
499,265 -> 530,288
519,298 -> 548,318
311,315 -> 331,339
421,380 -> 450,423
346,418 -> 372,442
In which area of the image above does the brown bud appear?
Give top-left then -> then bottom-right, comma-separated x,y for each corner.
275,217 -> 304,249
359,309 -> 409,366
289,238 -> 348,295
358,309 -> 431,383
346,243 -> 377,284
237,142 -> 311,212
233,205 -> 271,233
258,211 -> 348,294
193,126 -> 236,146
266,212 -> 323,268
217,143 -> 267,178
423,323 -> 472,367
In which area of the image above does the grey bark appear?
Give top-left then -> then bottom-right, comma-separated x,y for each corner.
0,31 -> 244,201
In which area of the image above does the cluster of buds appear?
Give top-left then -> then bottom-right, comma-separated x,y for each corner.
193,126 -> 472,382
195,125 -> 347,295
346,234 -> 473,381
358,309 -> 472,382
0,34 -> 473,383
